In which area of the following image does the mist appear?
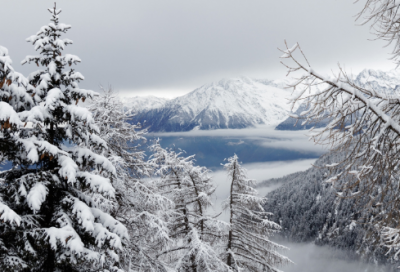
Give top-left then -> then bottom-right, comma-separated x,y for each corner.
149,125 -> 327,155
278,239 -> 391,272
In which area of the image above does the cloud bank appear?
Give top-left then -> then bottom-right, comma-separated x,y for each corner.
149,125 -> 327,155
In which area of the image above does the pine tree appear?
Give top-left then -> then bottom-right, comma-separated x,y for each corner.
223,154 -> 290,272
150,142 -> 228,271
0,44 -> 36,271
0,45 -> 35,165
1,4 -> 127,271
89,87 -> 173,271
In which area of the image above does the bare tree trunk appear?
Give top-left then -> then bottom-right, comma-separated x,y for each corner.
227,162 -> 236,269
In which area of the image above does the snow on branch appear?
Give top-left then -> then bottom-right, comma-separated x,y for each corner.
27,182 -> 48,213
0,102 -> 23,127
280,39 -> 400,259
0,200 -> 21,226
91,207 -> 129,241
77,172 -> 115,198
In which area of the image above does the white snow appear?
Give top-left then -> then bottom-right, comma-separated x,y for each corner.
27,182 -> 48,213
0,102 -> 23,126
125,77 -> 297,130
171,77 -> 294,126
0,200 -> 21,226
121,95 -> 169,112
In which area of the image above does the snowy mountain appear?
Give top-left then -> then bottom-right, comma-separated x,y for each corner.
121,95 -> 168,113
275,103 -> 331,130
127,77 -> 294,132
276,69 -> 400,131
354,69 -> 400,94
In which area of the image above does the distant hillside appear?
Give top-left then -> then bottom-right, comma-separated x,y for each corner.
125,77 -> 294,132
275,103 -> 331,130
263,151 -> 397,269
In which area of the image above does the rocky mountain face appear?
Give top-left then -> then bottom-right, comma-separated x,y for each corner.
125,77 -> 293,132
276,69 -> 400,131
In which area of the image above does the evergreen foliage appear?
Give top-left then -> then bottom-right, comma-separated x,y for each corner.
0,4 -> 291,272
0,5 -> 126,271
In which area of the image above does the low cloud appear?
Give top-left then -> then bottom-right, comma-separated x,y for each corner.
149,125 -> 327,155
277,239 -> 390,272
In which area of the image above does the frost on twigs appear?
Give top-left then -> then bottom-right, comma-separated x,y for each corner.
280,35 -> 400,261
150,140 -> 229,271
223,154 -> 291,271
355,0 -> 400,66
89,87 -> 174,271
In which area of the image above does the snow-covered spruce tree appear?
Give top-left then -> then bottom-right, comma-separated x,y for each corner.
89,87 -> 173,271
1,5 -> 128,271
150,141 -> 229,272
0,46 -> 35,165
223,154 -> 290,272
278,0 -> 400,261
0,45 -> 37,270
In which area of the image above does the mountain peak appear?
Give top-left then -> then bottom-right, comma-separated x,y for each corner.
127,77 -> 293,132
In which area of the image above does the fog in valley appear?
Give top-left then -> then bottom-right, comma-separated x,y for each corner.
279,240 -> 390,272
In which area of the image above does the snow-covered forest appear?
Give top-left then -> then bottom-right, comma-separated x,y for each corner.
3,0 -> 400,271
0,4 -> 290,272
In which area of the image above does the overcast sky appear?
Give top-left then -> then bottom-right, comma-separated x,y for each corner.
0,0 -> 395,98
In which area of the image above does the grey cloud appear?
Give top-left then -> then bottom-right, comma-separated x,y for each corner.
278,240 -> 390,272
0,0 -> 395,98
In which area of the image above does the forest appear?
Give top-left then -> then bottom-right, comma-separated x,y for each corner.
3,0 -> 400,271
0,4 -> 290,272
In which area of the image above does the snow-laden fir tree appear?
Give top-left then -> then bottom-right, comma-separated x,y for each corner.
1,5 -> 128,271
89,87 -> 173,271
0,46 -> 35,165
0,44 -> 37,271
150,142 -> 229,272
223,154 -> 290,272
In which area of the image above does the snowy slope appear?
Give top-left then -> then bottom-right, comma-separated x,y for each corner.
128,77 -> 294,132
121,96 -> 168,113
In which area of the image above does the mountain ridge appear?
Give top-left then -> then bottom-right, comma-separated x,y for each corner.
125,76 -> 293,132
